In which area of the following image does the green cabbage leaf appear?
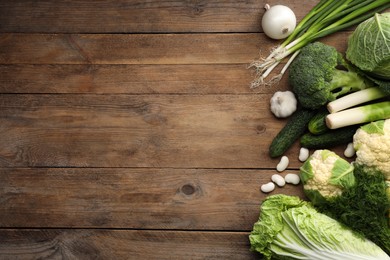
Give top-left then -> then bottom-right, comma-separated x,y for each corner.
347,13 -> 390,80
249,194 -> 390,260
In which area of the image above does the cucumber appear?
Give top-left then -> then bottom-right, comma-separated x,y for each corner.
269,108 -> 316,158
308,107 -> 329,135
300,125 -> 360,149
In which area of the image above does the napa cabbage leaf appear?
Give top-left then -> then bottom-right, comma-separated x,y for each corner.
249,194 -> 390,260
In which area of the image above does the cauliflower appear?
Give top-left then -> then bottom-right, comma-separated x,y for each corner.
270,91 -> 297,118
299,149 -> 355,205
353,119 -> 390,179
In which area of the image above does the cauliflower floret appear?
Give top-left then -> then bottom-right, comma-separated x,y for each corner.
305,152 -> 343,197
300,149 -> 355,205
354,119 -> 390,179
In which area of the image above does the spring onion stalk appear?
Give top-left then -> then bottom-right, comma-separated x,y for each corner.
326,101 -> 390,129
327,87 -> 389,113
250,0 -> 390,88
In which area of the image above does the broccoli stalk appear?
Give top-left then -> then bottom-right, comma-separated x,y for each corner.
288,42 -> 373,110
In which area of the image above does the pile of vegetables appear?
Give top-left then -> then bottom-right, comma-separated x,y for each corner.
249,2 -> 390,259
251,121 -> 390,259
269,12 -> 390,158
250,0 -> 390,88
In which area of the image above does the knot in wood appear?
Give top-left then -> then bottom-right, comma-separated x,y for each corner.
180,183 -> 196,196
256,124 -> 266,134
188,0 -> 205,16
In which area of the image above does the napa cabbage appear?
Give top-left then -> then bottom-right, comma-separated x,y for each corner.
249,194 -> 390,260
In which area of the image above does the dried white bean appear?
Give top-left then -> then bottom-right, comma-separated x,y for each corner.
344,142 -> 356,158
284,173 -> 300,185
271,174 -> 286,187
261,182 -> 275,193
276,156 -> 289,172
298,147 -> 309,162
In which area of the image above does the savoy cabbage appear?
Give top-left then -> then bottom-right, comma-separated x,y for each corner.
346,13 -> 390,80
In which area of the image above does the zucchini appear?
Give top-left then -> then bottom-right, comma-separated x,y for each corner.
308,107 -> 329,135
300,125 -> 360,149
269,108 -> 316,158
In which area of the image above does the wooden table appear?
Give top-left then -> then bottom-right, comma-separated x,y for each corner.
0,1 -> 350,259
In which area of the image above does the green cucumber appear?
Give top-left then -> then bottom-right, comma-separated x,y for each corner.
269,108 -> 316,158
300,125 -> 359,149
308,107 -> 330,135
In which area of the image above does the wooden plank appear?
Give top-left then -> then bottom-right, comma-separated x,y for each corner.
0,64 -> 263,94
0,32 -> 349,65
0,229 -> 259,259
0,168 -> 304,229
0,0 -> 318,33
0,33 -> 263,65
0,93 -> 309,168
0,93 -> 349,168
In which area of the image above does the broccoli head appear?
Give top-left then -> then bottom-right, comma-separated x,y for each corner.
288,42 -> 372,109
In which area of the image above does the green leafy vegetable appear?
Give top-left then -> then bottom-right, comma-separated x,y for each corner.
366,74 -> 390,94
360,119 -> 386,134
249,194 -> 390,260
315,164 -> 390,255
288,42 -> 372,109
346,13 -> 390,80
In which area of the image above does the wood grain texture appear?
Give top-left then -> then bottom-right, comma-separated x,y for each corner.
0,0 -> 318,33
0,168 -> 305,229
0,32 -> 349,65
0,229 -> 259,259
0,93 -> 298,168
0,33 -> 261,65
0,64 -> 263,94
0,1 -> 363,258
